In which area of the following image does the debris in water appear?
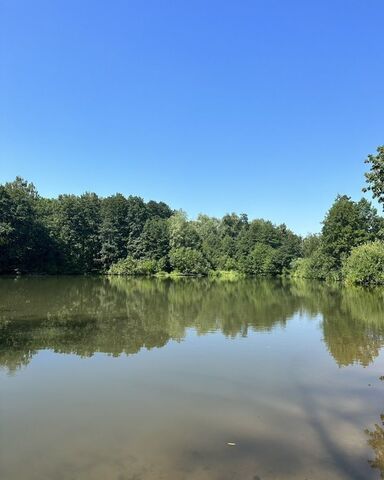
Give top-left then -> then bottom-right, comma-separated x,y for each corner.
227,442 -> 236,446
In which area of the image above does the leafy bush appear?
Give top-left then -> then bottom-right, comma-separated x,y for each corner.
343,241 -> 384,285
108,256 -> 137,275
169,247 -> 210,275
208,270 -> 244,281
108,256 -> 159,275
135,259 -> 158,275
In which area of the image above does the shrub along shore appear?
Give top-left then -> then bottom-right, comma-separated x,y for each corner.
1,146 -> 384,285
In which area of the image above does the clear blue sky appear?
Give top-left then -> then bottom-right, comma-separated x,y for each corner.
1,0 -> 383,234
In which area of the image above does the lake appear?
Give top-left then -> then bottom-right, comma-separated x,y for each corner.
1,276 -> 384,480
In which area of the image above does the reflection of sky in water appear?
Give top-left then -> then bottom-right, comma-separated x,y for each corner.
1,277 -> 384,479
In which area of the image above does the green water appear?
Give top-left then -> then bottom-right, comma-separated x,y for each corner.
1,276 -> 384,479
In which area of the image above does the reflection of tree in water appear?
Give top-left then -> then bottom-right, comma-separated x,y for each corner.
323,315 -> 383,367
0,277 -> 299,372
1,276 -> 384,371
366,413 -> 384,478
291,280 -> 384,367
321,287 -> 384,367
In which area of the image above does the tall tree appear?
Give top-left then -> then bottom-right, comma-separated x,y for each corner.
0,177 -> 53,273
125,196 -> 149,257
194,215 -> 221,268
135,217 -> 170,261
322,195 -> 382,269
99,194 -> 130,270
53,193 -> 101,273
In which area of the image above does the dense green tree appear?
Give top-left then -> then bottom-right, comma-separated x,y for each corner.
220,213 -> 248,238
135,217 -> 170,262
237,219 -> 280,258
0,178 -> 39,269
99,196 -> 173,270
218,213 -> 248,260
321,195 -> 382,269
53,193 -> 101,273
194,214 -> 221,268
125,196 -> 150,256
99,194 -> 130,270
0,178 -> 56,273
274,224 -> 302,271
302,234 -> 321,258
236,220 -> 300,273
168,211 -> 201,249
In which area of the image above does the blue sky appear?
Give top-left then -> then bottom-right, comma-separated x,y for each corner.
1,0 -> 383,235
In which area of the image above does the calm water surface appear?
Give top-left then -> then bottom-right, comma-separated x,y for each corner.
1,276 -> 384,480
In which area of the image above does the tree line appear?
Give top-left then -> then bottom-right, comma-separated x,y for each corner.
1,145 -> 383,283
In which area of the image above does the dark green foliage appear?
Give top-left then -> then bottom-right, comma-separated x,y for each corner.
125,196 -> 150,257
0,178 -> 58,274
99,194 -> 130,270
274,224 -> 302,272
52,193 -> 102,273
237,219 -> 279,254
135,218 -> 170,261
220,213 -> 248,239
237,220 -> 301,274
146,200 -> 173,219
195,214 -> 221,268
0,178 -> 174,275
